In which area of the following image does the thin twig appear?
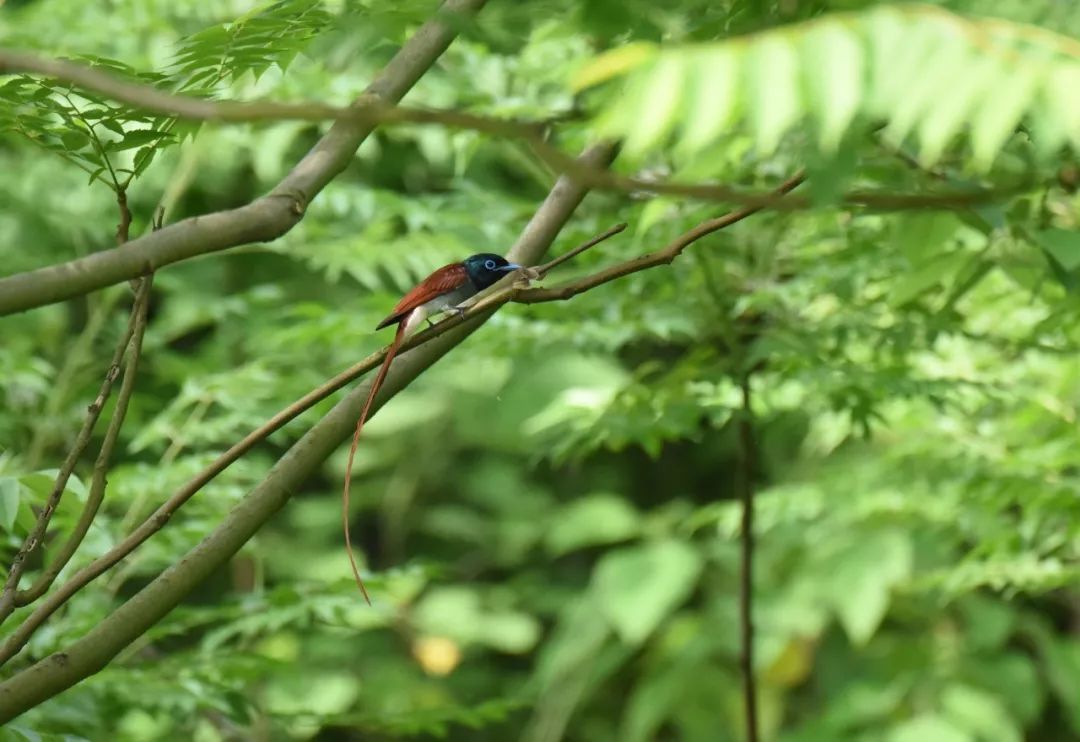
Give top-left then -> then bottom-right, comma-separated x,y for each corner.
116,190 -> 133,245
517,171 -> 806,303
22,291 -> 125,468
1,170 -> 149,618
0,294 -> 141,624
0,175 -> 797,664
0,220 -> 616,664
737,373 -> 759,742
533,222 -> 627,275
0,48 -> 1034,213
15,278 -> 152,608
0,137 -> 610,724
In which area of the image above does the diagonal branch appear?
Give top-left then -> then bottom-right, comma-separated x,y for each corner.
0,162 -> 798,680
0,140 -> 618,722
0,0 -> 488,318
0,44 -> 1039,319
14,276 -> 152,609
0,281 -> 150,624
737,374 -> 760,742
0,47 -> 1033,214
516,171 -> 806,303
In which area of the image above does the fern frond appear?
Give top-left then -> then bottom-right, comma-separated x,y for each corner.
575,4 -> 1080,169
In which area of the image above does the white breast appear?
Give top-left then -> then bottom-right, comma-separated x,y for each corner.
403,282 -> 477,335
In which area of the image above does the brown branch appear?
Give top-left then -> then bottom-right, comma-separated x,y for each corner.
0,0 -> 489,318
0,48 -> 1031,216
517,171 -> 806,304
0,138 -> 618,721
0,219 -> 626,663
14,277 -> 152,609
0,286 -> 147,624
115,190 -> 132,245
0,46 -> 1040,319
0,49 -> 538,132
0,167 -> 798,667
12,166 -> 151,607
737,374 -> 759,742
527,139 -> 1033,212
532,222 -> 626,275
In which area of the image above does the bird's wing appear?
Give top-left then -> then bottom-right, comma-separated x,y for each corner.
375,262 -> 470,329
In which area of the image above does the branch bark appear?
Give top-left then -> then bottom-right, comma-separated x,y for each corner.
737,374 -> 759,742
0,140 -> 618,722
0,40 -> 1038,318
0,0 -> 487,317
0,215 -> 625,664
516,171 -> 806,303
0,48 -> 1033,214
0,155 -> 799,686
0,281 -> 150,623
14,277 -> 152,609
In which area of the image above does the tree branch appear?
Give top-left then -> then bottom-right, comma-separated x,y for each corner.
0,40 -> 1039,319
14,277 -> 152,609
737,374 -> 759,742
0,208 -> 623,669
516,171 -> 806,303
0,48 -> 1031,215
0,283 -> 149,624
0,159 -> 798,684
0,0 -> 487,317
0,142 -> 618,733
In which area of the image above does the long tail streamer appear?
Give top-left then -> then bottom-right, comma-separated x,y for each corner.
342,320 -> 407,604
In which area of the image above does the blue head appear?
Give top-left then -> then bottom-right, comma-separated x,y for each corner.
463,253 -> 521,290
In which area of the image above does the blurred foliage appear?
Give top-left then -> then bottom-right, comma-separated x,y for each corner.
3,1 -> 1080,741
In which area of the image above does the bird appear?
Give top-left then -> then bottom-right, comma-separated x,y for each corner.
342,253 -> 522,603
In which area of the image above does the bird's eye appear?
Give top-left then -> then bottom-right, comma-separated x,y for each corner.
484,259 -> 496,270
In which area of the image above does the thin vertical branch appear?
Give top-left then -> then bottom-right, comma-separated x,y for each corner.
0,306 -> 140,624
737,373 -> 759,742
0,176 -> 147,622
15,278 -> 152,607
116,189 -> 133,245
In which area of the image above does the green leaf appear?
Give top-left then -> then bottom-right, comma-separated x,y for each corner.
1036,62 -> 1080,156
1034,229 -> 1080,272
747,34 -> 800,155
592,540 -> 703,644
623,56 -> 685,156
580,6 -> 1080,167
889,252 -> 968,307
636,197 -> 678,237
99,119 -> 125,136
880,19 -> 969,150
572,42 -> 657,90
864,7 -> 909,118
940,685 -> 1022,742
479,611 -> 542,654
823,531 -> 913,645
802,21 -> 863,152
59,131 -> 89,152
108,129 -> 170,152
1042,639 -> 1080,733
676,47 -> 739,155
970,59 -> 1044,170
546,493 -> 641,556
0,478 -> 19,532
888,715 -> 973,742
413,587 -> 540,653
916,54 -> 998,166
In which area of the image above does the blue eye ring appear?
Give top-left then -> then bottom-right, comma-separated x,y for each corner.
484,259 -> 497,270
